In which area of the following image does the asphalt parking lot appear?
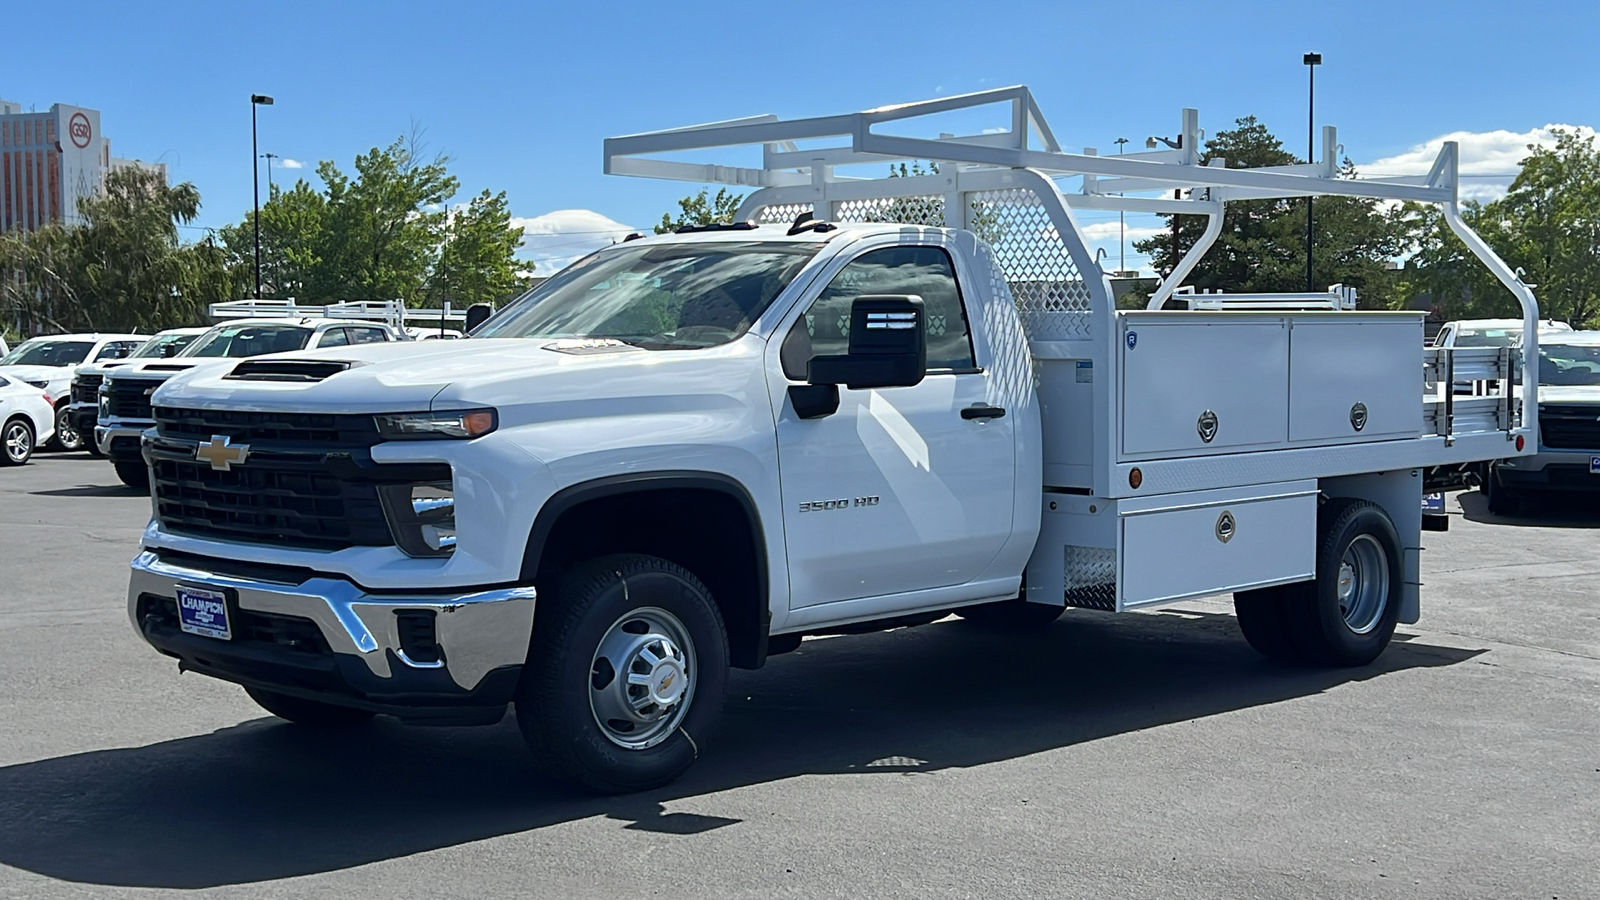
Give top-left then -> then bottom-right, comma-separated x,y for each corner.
1,453 -> 1596,900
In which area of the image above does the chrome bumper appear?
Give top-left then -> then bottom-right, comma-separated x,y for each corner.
95,421 -> 151,456
128,550 -> 536,695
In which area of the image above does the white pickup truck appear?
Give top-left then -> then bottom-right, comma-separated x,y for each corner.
125,88 -> 1542,793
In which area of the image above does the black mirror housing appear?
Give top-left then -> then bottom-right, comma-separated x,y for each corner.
807,295 -> 926,390
464,303 -> 494,333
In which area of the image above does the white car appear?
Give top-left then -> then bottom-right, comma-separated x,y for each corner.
0,333 -> 147,451
0,372 -> 56,466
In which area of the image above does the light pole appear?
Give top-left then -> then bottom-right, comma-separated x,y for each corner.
262,152 -> 279,193
1304,52 -> 1321,293
250,94 -> 274,299
1114,137 -> 1128,274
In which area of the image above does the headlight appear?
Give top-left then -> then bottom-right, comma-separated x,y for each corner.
98,388 -> 110,417
378,481 -> 457,557
374,409 -> 497,440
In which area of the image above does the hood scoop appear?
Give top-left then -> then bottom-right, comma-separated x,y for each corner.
225,359 -> 356,382
143,364 -> 194,372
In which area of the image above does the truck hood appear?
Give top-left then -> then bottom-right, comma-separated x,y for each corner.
153,337 -> 767,415
1538,386 -> 1600,405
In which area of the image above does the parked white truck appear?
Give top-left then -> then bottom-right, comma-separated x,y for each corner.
125,88 -> 1542,793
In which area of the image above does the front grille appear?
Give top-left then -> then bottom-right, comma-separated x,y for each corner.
71,373 -> 103,405
147,409 -> 447,551
155,406 -> 381,445
1540,405 -> 1600,450
104,377 -> 162,419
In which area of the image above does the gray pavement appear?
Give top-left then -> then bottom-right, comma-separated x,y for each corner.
1,453 -> 1596,899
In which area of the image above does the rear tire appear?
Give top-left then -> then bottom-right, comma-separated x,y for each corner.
245,687 -> 375,726
1280,498 -> 1403,667
1,417 -> 34,466
48,405 -> 84,452
1233,585 -> 1298,661
516,553 -> 728,794
113,459 -> 150,490
1484,467 -> 1524,517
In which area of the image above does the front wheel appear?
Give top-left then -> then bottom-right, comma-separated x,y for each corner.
516,554 -> 728,794
1,417 -> 35,466
245,687 -> 375,726
49,405 -> 84,452
113,460 -> 150,491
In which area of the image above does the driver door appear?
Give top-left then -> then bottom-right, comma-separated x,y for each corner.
767,240 -> 1016,609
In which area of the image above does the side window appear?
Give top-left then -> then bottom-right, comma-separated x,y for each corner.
95,341 -> 137,361
781,245 -> 975,380
317,328 -> 349,347
350,327 -> 388,344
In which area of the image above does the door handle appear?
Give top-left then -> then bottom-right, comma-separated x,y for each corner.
961,404 -> 1007,420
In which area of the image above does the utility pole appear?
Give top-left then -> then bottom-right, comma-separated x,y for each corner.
262,152 -> 278,193
1304,52 -> 1321,293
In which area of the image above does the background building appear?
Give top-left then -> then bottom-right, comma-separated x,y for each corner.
0,97 -> 166,232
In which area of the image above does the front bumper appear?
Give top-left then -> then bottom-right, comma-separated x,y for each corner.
1498,450 -> 1600,493
68,404 -> 98,439
128,550 -> 536,722
96,419 -> 153,461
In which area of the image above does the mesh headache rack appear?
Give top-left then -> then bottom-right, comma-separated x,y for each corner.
604,85 -> 1542,445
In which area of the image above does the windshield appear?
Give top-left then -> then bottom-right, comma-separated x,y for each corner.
1453,329 -> 1516,348
186,324 -> 313,358
1539,344 -> 1600,386
475,241 -> 819,349
130,332 -> 202,359
0,339 -> 95,367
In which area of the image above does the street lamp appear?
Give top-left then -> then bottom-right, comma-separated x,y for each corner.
1304,52 -> 1321,293
250,93 -> 274,299
262,152 -> 279,193
1114,137 -> 1128,274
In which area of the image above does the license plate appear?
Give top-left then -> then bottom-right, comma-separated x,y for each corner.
1591,457 -> 1600,475
176,586 -> 232,640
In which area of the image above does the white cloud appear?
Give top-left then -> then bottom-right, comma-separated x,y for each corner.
278,158 -> 305,169
1362,124 -> 1596,204
512,208 -> 638,273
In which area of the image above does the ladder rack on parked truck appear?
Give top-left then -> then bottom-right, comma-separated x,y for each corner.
605,85 -> 1539,619
208,299 -> 471,331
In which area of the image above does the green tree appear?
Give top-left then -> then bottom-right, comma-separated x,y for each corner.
427,190 -> 537,308
1,167 -> 231,333
656,188 -> 744,233
1134,117 -> 1410,307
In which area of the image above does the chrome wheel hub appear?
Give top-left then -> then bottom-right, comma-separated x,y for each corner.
589,607 -> 696,750
4,425 -> 28,461
1338,534 -> 1389,635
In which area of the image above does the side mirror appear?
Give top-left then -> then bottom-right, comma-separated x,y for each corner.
161,343 -> 179,358
464,303 -> 494,333
806,295 -> 926,390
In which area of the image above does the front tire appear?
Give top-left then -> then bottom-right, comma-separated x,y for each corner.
1280,499 -> 1403,667
1,417 -> 35,466
245,687 -> 375,726
113,459 -> 150,491
48,405 -> 84,452
516,554 -> 728,794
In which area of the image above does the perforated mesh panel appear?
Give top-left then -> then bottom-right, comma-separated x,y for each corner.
833,196 -> 946,227
969,188 -> 1094,341
755,203 -> 813,225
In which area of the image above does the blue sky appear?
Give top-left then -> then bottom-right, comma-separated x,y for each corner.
6,0 -> 1597,273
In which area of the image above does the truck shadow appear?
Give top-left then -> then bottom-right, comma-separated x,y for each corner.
0,609 -> 1481,889
1458,489 -> 1600,528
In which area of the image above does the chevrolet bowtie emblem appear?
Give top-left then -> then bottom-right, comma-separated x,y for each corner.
195,435 -> 249,472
